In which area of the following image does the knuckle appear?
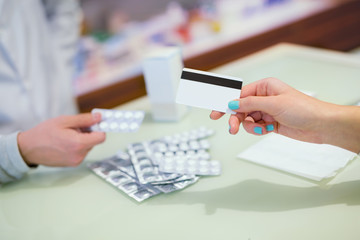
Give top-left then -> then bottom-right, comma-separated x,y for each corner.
264,77 -> 277,82
98,133 -> 106,143
244,96 -> 254,105
71,136 -> 86,151
91,133 -> 106,145
69,141 -> 80,151
68,155 -> 84,167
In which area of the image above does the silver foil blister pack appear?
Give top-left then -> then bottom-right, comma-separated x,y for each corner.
88,152 -> 161,202
90,108 -> 145,132
88,127 -> 220,202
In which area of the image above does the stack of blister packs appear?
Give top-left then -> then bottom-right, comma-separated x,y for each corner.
88,126 -> 221,202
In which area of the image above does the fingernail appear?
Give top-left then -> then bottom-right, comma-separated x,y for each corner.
229,124 -> 232,134
228,101 -> 239,110
93,112 -> 102,121
266,124 -> 274,132
254,127 -> 263,135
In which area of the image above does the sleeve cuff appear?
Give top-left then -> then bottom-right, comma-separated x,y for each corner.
5,132 -> 30,174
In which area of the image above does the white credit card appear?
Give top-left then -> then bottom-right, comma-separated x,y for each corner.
176,68 -> 243,114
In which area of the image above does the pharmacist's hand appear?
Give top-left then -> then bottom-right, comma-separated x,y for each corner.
18,113 -> 106,167
210,77 -> 330,144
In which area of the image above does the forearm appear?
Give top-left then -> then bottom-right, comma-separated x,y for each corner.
321,104 -> 360,153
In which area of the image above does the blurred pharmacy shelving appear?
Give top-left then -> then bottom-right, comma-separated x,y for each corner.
73,0 -> 322,95
74,0 -> 360,112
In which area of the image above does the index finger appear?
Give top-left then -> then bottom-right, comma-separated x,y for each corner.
77,131 -> 106,147
240,78 -> 288,98
61,113 -> 102,128
210,110 -> 225,120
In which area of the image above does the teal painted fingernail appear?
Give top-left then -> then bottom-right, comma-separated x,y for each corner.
228,101 -> 239,110
266,124 -> 274,132
254,127 -> 263,135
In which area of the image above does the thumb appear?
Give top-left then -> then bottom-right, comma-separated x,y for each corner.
236,96 -> 279,115
62,113 -> 102,128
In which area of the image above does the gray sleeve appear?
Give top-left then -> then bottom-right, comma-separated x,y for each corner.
0,132 -> 30,184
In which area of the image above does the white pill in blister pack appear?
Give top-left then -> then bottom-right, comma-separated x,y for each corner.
90,108 -> 145,132
159,157 -> 221,176
127,127 -> 215,184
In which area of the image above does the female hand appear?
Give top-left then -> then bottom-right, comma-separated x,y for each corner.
210,77 -> 360,153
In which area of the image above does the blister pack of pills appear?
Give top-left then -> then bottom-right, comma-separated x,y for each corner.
90,108 -> 145,132
128,127 -> 214,185
88,127 -> 221,202
159,158 -> 221,176
88,158 -> 161,202
88,152 -> 200,201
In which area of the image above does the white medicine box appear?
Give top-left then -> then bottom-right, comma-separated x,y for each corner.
143,47 -> 188,121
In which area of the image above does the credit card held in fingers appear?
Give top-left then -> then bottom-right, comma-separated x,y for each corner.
176,68 -> 243,114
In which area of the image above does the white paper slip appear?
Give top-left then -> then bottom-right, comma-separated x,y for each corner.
176,68 -> 243,114
237,134 -> 357,181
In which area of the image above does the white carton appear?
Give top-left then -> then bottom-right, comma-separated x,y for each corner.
143,47 -> 188,121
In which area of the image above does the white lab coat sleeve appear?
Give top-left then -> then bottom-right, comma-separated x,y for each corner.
0,132 -> 30,184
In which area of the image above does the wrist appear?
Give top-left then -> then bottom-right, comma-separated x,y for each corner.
321,104 -> 360,153
17,131 -> 38,168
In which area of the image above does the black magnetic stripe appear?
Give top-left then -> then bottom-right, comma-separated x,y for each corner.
181,70 -> 242,90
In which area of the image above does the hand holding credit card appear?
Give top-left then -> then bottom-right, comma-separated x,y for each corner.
176,68 -> 243,114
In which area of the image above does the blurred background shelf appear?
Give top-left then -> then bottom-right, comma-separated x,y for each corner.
75,0 -> 360,113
